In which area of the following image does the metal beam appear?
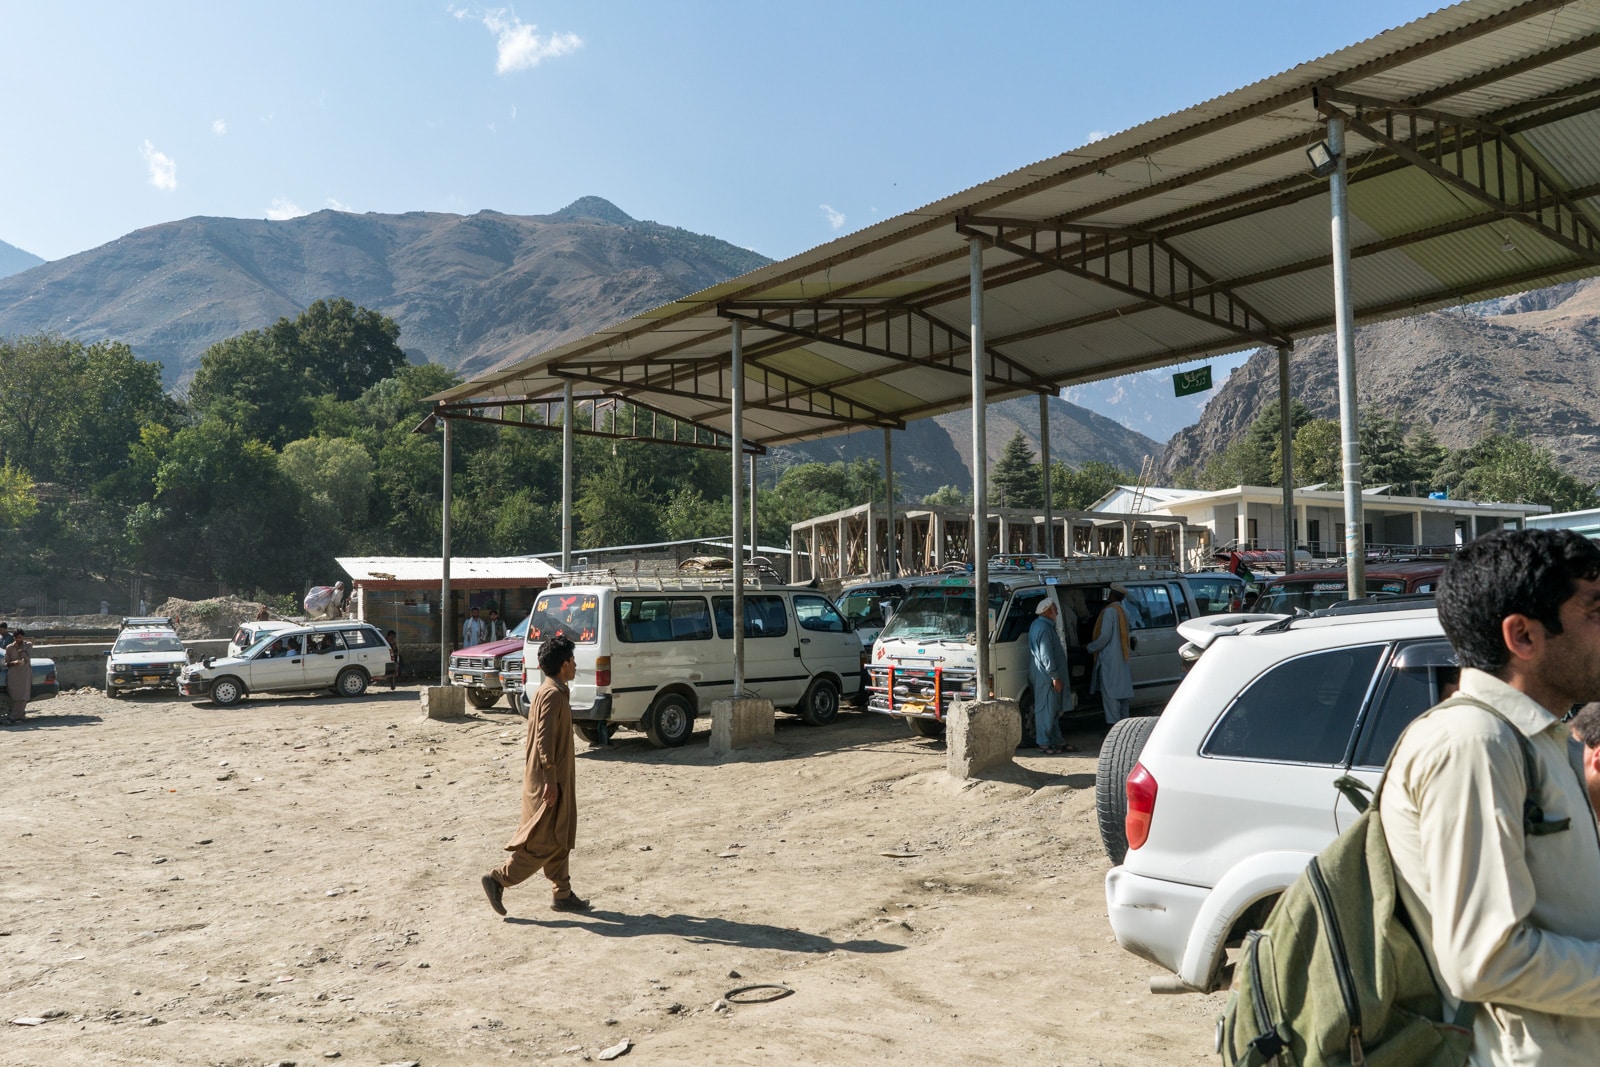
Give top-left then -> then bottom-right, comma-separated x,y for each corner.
428,393 -> 763,454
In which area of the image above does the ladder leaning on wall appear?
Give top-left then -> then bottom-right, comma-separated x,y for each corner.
1127,454 -> 1155,515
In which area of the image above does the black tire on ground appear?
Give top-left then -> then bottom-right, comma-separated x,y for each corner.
507,691 -> 526,718
906,715 -> 945,739
575,721 -> 615,746
1096,715 -> 1161,866
1017,688 -> 1037,748
336,667 -> 369,698
465,687 -> 500,709
644,691 -> 695,748
210,676 -> 246,707
798,677 -> 841,726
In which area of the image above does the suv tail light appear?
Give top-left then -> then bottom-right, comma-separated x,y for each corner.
1125,761 -> 1158,851
595,655 -> 611,688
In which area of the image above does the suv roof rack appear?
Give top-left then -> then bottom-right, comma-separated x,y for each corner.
120,616 -> 174,629
1309,593 -> 1438,617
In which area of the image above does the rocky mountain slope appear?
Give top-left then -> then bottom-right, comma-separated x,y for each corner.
0,238 -> 43,279
1161,278 -> 1600,484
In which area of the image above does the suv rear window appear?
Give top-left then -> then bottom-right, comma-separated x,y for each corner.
1202,644 -> 1386,765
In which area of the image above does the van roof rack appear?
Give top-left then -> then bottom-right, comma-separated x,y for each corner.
984,554 -> 1180,582
547,563 -> 782,591
119,616 -> 175,629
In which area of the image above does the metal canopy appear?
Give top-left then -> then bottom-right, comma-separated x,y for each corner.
434,0 -> 1600,451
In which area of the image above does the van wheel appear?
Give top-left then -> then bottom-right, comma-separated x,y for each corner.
906,716 -> 945,739
211,676 -> 246,707
798,677 -> 840,726
507,692 -> 526,718
336,668 -> 369,698
1017,688 -> 1037,748
644,692 -> 694,748
575,722 -> 614,745
466,687 -> 500,709
1096,715 -> 1160,865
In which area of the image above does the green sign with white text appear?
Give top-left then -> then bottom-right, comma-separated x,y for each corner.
1173,366 -> 1213,397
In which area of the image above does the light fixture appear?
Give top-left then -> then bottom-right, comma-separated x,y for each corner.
1305,140 -> 1339,178
1501,232 -> 1517,253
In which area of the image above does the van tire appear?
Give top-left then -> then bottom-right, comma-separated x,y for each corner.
906,716 -> 945,739
1096,715 -> 1160,865
575,721 -> 614,745
507,691 -> 526,717
465,687 -> 500,709
644,692 -> 694,748
798,677 -> 841,726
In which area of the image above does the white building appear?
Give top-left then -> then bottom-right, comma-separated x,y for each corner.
1091,485 -> 1549,559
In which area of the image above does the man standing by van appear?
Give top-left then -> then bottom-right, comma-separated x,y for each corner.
1382,529 -> 1600,1064
1087,583 -> 1134,724
480,633 -> 590,916
1028,600 -> 1074,754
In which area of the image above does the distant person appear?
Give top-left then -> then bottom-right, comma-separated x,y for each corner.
0,622 -> 12,650
384,629 -> 403,689
461,606 -> 488,648
1087,583 -> 1134,724
1569,702 -> 1600,819
256,605 -> 271,621
1241,590 -> 1260,611
4,629 -> 33,723
480,633 -> 589,918
487,608 -> 506,642
1027,600 -> 1075,754
1382,528 -> 1600,1063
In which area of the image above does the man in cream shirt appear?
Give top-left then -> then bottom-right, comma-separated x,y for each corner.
1382,528 -> 1600,1065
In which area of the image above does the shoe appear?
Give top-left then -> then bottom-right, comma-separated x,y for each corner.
550,893 -> 590,913
481,873 -> 506,916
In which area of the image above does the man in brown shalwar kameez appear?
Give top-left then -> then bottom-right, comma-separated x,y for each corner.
480,633 -> 589,916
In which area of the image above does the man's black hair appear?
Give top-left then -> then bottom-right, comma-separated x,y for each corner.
537,633 -> 576,676
1437,528 -> 1600,672
1571,702 -> 1600,749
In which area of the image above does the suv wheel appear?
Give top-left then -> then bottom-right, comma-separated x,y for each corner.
798,677 -> 840,726
466,687 -> 500,710
1096,715 -> 1160,865
643,692 -> 694,748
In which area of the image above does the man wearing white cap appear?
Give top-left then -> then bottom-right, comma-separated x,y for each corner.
1028,598 -> 1075,754
1087,583 -> 1134,723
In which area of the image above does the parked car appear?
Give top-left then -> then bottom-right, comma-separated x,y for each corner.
525,576 -> 861,748
229,619 -> 297,658
1180,571 -> 1247,615
866,557 -> 1201,738
1099,599 -> 1452,994
106,616 -> 187,696
1,653 -> 60,711
179,620 -> 396,706
1252,560 -> 1445,615
448,616 -> 529,710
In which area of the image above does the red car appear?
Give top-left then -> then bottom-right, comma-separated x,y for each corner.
447,616 -> 529,710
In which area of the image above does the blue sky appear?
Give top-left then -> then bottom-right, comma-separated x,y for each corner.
2,0 -> 1447,264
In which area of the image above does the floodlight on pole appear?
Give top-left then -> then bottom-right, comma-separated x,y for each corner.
1306,140 -> 1338,178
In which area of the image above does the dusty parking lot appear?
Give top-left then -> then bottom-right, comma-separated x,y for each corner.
1,689 -> 1223,1066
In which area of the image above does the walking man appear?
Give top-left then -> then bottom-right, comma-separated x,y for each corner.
1087,582 -> 1134,724
1382,528 -> 1600,1064
1027,599 -> 1075,754
461,605 -> 488,648
480,633 -> 589,917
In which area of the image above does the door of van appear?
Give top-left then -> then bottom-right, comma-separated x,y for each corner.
1122,581 -> 1189,708
792,594 -> 862,698
992,588 -> 1048,703
714,594 -> 808,707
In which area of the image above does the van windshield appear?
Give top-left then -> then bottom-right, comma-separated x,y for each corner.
839,589 -> 895,626
878,583 -> 1007,642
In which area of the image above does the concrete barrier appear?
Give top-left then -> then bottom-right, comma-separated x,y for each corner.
421,686 -> 466,720
709,697 -> 775,756
33,639 -> 231,691
946,698 -> 1021,779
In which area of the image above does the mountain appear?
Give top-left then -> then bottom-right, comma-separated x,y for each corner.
1161,278 -> 1600,483
0,200 -> 769,387
0,238 -> 44,280
776,394 -> 1161,502
1064,353 -> 1254,443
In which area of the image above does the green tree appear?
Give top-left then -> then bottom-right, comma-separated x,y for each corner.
266,297 -> 406,401
1291,419 -> 1344,487
574,454 -> 660,547
0,461 -> 38,528
922,484 -> 971,507
280,436 -> 376,537
1435,429 -> 1597,512
0,334 -> 83,478
991,430 -> 1041,509
1051,460 -> 1128,511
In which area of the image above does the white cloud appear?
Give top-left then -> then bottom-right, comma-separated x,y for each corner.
327,198 -> 354,212
820,204 -> 845,230
1086,130 -> 1109,143
266,198 -> 307,221
453,6 -> 582,73
212,118 -> 227,136
140,140 -> 177,191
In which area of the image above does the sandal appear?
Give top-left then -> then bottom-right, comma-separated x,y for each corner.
1039,746 -> 1060,755
1060,743 -> 1079,753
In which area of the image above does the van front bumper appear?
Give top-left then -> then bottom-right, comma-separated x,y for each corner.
570,694 -> 614,723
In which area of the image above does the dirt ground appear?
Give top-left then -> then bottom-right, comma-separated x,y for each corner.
1,689 -> 1225,1066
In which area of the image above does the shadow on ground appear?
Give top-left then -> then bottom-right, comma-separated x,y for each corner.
506,908 -> 907,954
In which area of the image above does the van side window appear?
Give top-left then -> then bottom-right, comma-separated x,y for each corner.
998,591 -> 1047,642
615,596 -> 713,643
1123,584 -> 1176,630
712,595 -> 789,638
1202,645 -> 1385,765
794,595 -> 847,633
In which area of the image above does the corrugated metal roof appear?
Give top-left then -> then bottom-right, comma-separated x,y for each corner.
435,0 -> 1600,448
337,556 -> 559,584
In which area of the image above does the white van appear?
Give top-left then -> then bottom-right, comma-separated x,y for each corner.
867,556 -> 1201,737
523,573 -> 863,748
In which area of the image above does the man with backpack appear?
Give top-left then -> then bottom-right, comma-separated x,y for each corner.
1382,529 -> 1600,1064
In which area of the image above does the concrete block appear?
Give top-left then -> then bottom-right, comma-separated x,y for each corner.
709,697 -> 775,756
946,698 -> 1021,779
421,685 -> 466,720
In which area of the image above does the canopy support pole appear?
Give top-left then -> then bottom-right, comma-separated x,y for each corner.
749,451 -> 759,571
1328,113 -> 1365,598
1278,345 -> 1296,576
561,381 -> 574,574
969,237 -> 990,698
439,416 -> 453,681
1040,392 -> 1053,557
884,428 -> 897,578
731,320 -> 746,697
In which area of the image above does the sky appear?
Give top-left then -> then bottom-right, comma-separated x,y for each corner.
1,0 -> 1450,266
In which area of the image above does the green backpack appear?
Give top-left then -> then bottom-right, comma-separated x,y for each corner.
1216,695 -> 1569,1066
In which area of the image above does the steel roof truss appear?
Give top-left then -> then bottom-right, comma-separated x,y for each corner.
429,393 -> 763,454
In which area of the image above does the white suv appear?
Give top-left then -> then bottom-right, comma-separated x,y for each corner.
106,616 -> 188,696
1099,601 -> 1455,994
